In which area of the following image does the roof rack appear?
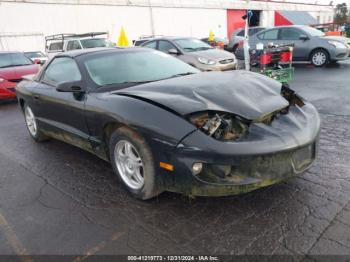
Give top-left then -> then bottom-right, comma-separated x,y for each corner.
45,32 -> 107,41
138,35 -> 163,39
45,32 -> 108,53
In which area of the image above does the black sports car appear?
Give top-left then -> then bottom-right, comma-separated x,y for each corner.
16,47 -> 320,200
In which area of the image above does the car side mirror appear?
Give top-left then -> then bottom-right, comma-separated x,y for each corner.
56,81 -> 84,93
299,35 -> 309,41
33,59 -> 42,64
168,48 -> 179,55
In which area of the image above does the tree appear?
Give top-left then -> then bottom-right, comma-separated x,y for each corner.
334,3 -> 348,23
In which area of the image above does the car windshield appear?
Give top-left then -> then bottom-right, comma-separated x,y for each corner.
80,38 -> 113,48
24,52 -> 45,58
84,50 -> 199,87
0,53 -> 33,68
174,38 -> 213,52
302,27 -> 325,37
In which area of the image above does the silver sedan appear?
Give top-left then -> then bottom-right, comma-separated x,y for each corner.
235,25 -> 350,67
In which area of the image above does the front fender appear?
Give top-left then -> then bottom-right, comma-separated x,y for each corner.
85,92 -> 196,162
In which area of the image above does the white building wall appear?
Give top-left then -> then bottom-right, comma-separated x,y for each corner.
0,2 -> 153,51
309,11 -> 334,24
0,0 -> 334,52
260,10 -> 275,27
152,8 -> 227,39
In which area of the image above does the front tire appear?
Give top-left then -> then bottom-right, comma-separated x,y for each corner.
310,49 -> 329,67
109,127 -> 161,200
24,104 -> 48,142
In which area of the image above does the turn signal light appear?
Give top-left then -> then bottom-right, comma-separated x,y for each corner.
160,162 -> 174,171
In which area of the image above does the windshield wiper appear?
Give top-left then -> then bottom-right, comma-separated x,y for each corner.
119,80 -> 158,85
160,72 -> 196,80
183,47 -> 196,51
194,47 -> 212,51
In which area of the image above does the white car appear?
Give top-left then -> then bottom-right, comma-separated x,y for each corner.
45,32 -> 115,58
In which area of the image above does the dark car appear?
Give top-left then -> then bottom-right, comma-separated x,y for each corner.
141,37 -> 237,71
16,48 -> 320,200
0,52 -> 39,101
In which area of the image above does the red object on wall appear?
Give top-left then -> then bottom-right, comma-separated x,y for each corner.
227,9 -> 246,39
275,11 -> 293,26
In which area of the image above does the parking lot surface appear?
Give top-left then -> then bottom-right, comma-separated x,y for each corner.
0,61 -> 350,258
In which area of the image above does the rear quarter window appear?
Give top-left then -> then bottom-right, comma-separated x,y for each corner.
49,42 -> 63,51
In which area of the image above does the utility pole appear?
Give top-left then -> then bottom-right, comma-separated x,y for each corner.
244,0 -> 250,71
148,0 -> 155,35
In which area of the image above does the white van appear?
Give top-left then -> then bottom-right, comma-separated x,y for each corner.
45,32 -> 115,58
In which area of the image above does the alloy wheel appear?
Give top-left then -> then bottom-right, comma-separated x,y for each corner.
114,140 -> 144,190
25,106 -> 38,136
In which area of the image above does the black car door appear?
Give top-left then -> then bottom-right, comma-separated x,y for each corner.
32,56 -> 92,151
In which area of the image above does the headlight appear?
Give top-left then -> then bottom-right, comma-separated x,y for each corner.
192,163 -> 203,175
328,41 -> 346,49
188,111 -> 249,141
197,57 -> 216,65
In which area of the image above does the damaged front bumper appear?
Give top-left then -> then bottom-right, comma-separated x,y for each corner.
165,102 -> 320,197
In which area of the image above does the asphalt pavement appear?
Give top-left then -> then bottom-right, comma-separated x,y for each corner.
0,61 -> 350,260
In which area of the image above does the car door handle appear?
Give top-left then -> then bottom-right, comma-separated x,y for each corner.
33,94 -> 40,100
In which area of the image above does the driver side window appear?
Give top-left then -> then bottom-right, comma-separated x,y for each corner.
280,28 -> 303,40
42,57 -> 81,85
158,40 -> 176,53
142,41 -> 157,49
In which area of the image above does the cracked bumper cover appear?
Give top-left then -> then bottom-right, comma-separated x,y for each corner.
165,102 -> 320,196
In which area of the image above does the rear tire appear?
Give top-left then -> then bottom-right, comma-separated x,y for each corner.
24,104 -> 48,142
109,127 -> 161,200
310,49 -> 329,67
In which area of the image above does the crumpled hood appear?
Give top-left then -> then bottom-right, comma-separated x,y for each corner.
116,71 -> 289,120
189,49 -> 236,61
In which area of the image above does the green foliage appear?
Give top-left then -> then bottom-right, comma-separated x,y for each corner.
334,3 -> 349,24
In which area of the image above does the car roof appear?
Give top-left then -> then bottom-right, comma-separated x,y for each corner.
235,26 -> 266,31
0,51 -> 22,54
55,47 -> 150,58
274,25 -> 307,28
144,36 -> 197,41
